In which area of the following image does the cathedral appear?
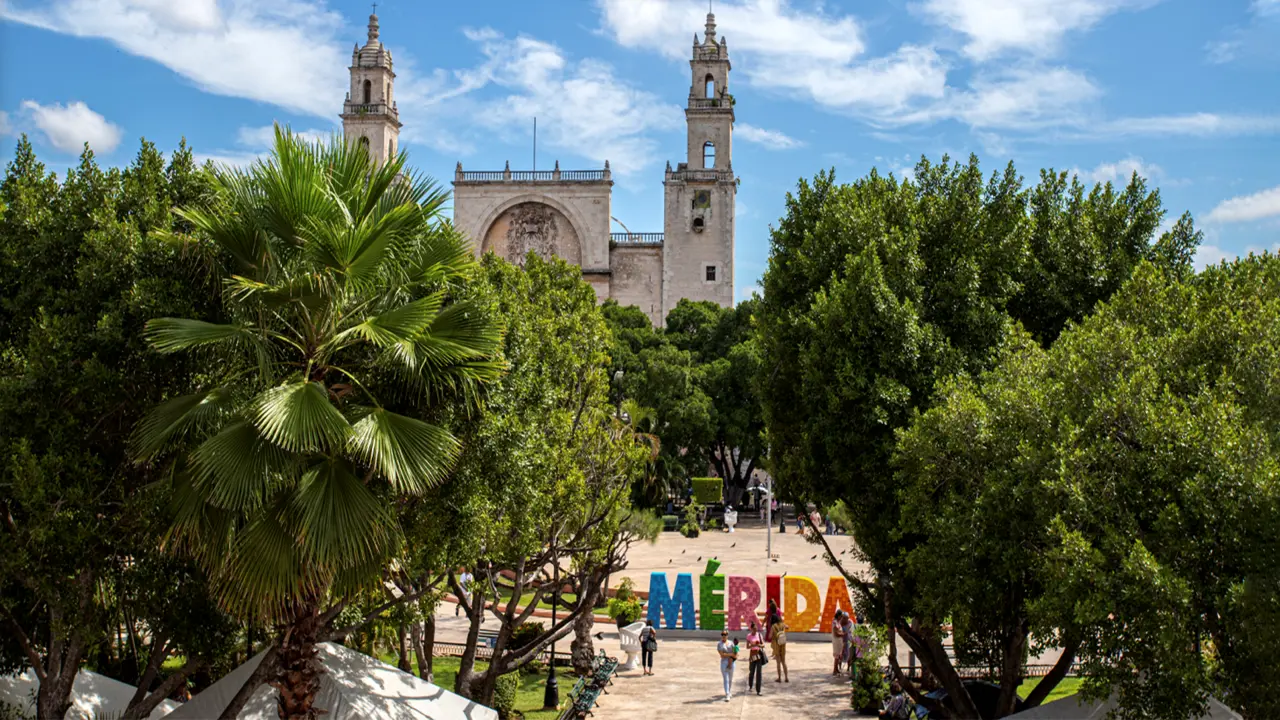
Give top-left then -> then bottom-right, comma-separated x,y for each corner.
341,11 -> 737,326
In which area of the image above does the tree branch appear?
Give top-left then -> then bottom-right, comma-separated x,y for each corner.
2,611 -> 45,681
217,645 -> 277,720
1023,629 -> 1081,708
123,654 -> 203,720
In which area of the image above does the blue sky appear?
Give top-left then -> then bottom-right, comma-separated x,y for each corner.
2,0 -> 1278,300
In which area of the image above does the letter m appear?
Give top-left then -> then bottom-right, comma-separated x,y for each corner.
647,572 -> 696,629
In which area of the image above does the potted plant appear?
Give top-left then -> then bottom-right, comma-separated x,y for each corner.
607,578 -> 644,627
680,503 -> 703,538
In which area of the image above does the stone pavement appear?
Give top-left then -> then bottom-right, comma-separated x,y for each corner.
592,637 -> 858,719
617,514 -> 869,602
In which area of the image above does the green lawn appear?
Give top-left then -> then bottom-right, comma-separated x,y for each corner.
1017,676 -> 1083,704
379,653 -> 562,720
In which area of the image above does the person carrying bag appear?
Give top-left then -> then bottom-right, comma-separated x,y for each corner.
640,618 -> 658,676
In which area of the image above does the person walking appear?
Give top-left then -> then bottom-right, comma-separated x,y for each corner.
456,567 -> 473,616
717,630 -> 738,702
764,599 -> 782,642
770,614 -> 789,683
841,612 -> 856,673
831,610 -> 846,675
640,618 -> 658,676
746,622 -> 766,695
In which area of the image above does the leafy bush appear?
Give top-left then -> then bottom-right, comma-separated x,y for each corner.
608,595 -> 644,625
493,672 -> 519,719
850,654 -> 889,712
691,477 -> 723,505
615,577 -> 636,602
662,514 -> 679,531
510,621 -> 544,651
680,502 -> 703,537
849,625 -> 890,712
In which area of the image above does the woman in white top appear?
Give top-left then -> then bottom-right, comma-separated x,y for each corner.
716,630 -> 738,702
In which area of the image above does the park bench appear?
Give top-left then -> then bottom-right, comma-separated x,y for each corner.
557,650 -> 619,719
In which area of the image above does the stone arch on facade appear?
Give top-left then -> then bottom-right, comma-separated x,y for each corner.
476,192 -> 588,265
475,194 -> 587,266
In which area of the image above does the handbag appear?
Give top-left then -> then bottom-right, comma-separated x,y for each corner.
642,631 -> 657,652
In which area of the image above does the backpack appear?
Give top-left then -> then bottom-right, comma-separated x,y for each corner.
889,694 -> 912,720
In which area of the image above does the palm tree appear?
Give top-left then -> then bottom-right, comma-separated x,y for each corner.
131,127 -> 502,719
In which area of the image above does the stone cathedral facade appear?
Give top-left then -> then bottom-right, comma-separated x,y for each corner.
342,11 -> 736,326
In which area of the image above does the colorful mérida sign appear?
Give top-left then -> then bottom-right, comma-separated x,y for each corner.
646,567 -> 857,632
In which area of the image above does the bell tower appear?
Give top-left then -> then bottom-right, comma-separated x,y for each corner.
341,8 -> 401,165
661,11 -> 736,319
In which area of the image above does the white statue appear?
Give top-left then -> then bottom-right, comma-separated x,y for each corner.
618,621 -> 645,671
723,506 -> 738,533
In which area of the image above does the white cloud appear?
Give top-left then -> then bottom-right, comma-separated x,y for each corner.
197,123 -> 331,169
1194,244 -> 1233,268
1206,185 -> 1280,223
1254,0 -> 1280,16
235,124 -> 332,148
19,100 -> 123,154
0,111 -> 10,136
735,284 -> 761,302
1077,156 -> 1163,185
461,30 -> 682,174
1099,113 -> 1280,137
914,0 -> 1159,61
3,0 -> 348,117
736,124 -> 803,150
945,66 -> 1099,129
1194,242 -> 1280,269
121,0 -> 221,31
597,0 -> 864,64
1206,39 -> 1242,65
596,0 -> 947,119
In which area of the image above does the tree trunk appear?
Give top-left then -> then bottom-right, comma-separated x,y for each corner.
453,583 -> 485,699
397,623 -> 412,673
219,645 -> 279,720
995,622 -> 1028,718
269,604 -> 325,720
411,619 -> 431,682
570,581 -> 599,676
37,666 -> 78,720
1023,631 -> 1081,708
122,656 -> 203,720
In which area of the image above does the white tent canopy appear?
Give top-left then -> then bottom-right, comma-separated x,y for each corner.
1011,693 -> 1242,720
0,668 -> 179,719
164,642 -> 497,720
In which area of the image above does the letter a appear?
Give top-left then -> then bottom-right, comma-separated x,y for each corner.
819,576 -> 856,632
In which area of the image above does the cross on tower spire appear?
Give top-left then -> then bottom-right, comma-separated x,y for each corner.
367,4 -> 380,43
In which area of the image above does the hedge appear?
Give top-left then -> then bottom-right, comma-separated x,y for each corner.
691,477 -> 723,505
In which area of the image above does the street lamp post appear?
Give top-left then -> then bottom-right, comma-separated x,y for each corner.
542,544 -> 560,710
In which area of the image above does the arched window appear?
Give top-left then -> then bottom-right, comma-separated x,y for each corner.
703,141 -> 715,169
358,136 -> 370,157
362,79 -> 372,104
704,74 -> 715,98
388,139 -> 393,158
385,82 -> 390,102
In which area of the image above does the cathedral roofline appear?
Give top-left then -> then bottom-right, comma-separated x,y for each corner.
453,161 -> 614,185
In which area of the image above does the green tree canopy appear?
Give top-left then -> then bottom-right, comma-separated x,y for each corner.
0,136 -> 233,719
131,128 -> 502,717
755,155 -> 1201,716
